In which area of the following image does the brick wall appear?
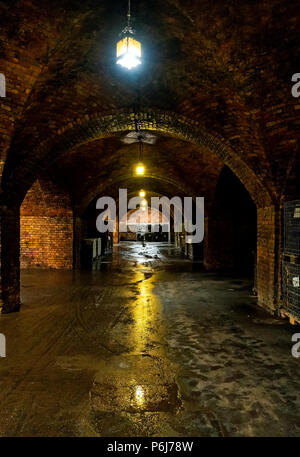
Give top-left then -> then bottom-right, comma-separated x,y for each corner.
20,178 -> 73,269
1,205 -> 21,313
0,1 -> 298,314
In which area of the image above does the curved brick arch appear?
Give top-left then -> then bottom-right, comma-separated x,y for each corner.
77,172 -> 194,216
4,109 -> 273,209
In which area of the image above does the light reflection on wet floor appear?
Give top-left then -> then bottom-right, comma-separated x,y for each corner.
0,242 -> 299,437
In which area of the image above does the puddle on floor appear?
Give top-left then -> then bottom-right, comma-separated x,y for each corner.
90,354 -> 181,414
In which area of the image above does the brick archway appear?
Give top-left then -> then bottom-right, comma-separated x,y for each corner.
77,173 -> 193,217
1,109 -> 278,314
2,109 -> 274,208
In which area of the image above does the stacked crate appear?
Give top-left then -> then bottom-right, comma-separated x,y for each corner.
282,201 -> 300,323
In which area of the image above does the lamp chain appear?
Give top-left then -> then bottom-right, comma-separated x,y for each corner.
127,0 -> 131,27
139,141 -> 143,161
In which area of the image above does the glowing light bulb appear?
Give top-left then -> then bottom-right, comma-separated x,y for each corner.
117,53 -> 141,70
136,164 -> 145,175
116,36 -> 142,70
139,190 -> 146,198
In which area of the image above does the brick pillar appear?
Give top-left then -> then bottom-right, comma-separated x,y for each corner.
113,216 -> 119,244
73,216 -> 82,269
257,205 -> 280,314
1,205 -> 21,313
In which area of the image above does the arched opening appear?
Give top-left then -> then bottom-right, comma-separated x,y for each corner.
0,119 -> 277,314
20,177 -> 73,270
0,0 -> 298,437
119,207 -> 170,242
205,166 -> 257,276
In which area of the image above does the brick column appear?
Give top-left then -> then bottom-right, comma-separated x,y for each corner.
257,205 -> 280,314
1,204 -> 21,313
113,216 -> 119,244
73,216 -> 82,269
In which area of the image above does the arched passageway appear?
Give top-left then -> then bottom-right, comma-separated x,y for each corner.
205,166 -> 257,275
0,0 -> 299,438
1,113 -> 278,314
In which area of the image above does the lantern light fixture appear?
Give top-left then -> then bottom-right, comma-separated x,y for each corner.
136,163 -> 145,175
139,190 -> 146,198
116,0 -> 142,70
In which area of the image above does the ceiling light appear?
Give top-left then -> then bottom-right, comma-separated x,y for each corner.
136,163 -> 145,175
116,0 -> 141,70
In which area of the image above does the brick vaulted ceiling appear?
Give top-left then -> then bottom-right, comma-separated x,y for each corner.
0,0 -> 299,209
45,134 -> 224,214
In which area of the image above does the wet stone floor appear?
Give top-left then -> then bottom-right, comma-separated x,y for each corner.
0,242 -> 300,437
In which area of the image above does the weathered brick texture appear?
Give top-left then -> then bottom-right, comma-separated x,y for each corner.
257,206 -> 278,313
0,1 -> 298,314
20,179 -> 73,269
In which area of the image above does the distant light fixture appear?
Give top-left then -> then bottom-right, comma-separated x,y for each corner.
136,163 -> 145,175
116,0 -> 141,70
135,137 -> 146,175
139,190 -> 146,198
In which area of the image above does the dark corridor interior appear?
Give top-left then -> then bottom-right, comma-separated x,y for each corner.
212,166 -> 257,275
0,0 -> 299,440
